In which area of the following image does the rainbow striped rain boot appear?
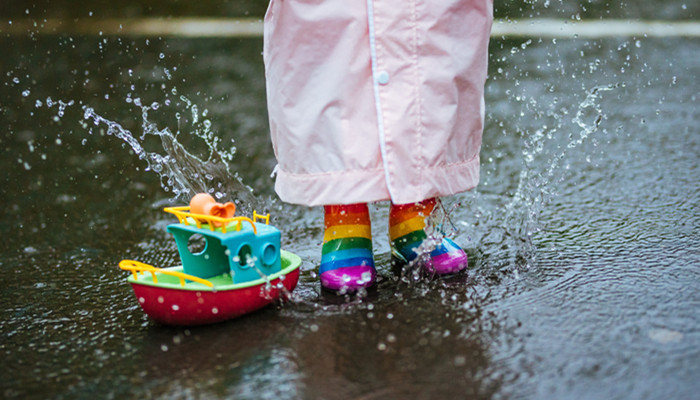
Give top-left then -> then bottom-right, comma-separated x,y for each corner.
320,203 -> 376,291
389,198 -> 468,275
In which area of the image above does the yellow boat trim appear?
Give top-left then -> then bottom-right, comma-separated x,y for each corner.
163,206 -> 257,234
389,216 -> 426,241
122,250 -> 302,292
119,259 -> 214,288
253,210 -> 270,225
323,224 -> 372,242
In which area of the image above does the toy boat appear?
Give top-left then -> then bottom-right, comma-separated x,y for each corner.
120,203 -> 302,326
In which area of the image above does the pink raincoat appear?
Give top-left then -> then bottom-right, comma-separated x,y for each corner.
264,0 -> 493,206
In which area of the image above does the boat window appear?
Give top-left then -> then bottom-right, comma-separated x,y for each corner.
187,233 -> 207,255
262,243 -> 277,266
237,244 -> 253,267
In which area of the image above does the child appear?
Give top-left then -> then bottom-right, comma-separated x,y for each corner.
263,0 -> 493,291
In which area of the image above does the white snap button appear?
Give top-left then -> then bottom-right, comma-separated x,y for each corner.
376,71 -> 390,85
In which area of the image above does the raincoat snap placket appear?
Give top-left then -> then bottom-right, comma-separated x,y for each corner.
264,0 -> 493,206
367,0 -> 427,203
366,0 -> 395,201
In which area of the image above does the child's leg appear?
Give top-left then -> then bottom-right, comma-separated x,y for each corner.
389,198 -> 468,274
320,203 -> 376,291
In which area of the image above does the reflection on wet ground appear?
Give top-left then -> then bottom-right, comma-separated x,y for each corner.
2,7 -> 700,400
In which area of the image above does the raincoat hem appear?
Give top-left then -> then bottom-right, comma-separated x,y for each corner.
274,153 -> 479,207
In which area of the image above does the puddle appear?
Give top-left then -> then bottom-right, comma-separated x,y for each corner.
1,2 -> 699,399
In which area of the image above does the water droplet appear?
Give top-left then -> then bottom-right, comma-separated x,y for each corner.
387,334 -> 396,343
22,89 -> 30,97
159,53 -> 165,59
24,246 -> 38,254
649,328 -> 683,343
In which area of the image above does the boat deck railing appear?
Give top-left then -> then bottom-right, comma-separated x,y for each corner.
164,206 -> 271,234
119,259 -> 215,288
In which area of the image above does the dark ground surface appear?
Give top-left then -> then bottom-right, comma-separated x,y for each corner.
3,0 -> 699,20
1,2 -> 699,399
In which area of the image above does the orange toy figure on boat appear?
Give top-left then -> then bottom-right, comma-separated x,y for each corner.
189,193 -> 236,227
119,193 -> 301,326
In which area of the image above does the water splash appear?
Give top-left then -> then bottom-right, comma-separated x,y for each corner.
79,88 -> 260,210
502,84 -> 617,257
407,84 -> 619,277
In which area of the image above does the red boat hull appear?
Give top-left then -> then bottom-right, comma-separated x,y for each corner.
130,268 -> 300,326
